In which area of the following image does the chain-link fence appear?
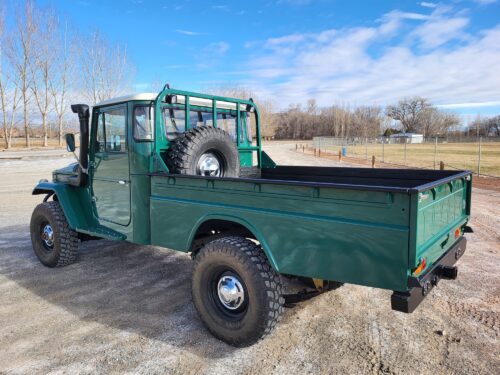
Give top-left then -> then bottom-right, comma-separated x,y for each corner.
311,136 -> 500,177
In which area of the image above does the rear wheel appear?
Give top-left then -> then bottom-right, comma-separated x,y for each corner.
30,201 -> 78,267
192,237 -> 284,347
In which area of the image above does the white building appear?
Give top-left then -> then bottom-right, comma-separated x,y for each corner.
389,133 -> 424,144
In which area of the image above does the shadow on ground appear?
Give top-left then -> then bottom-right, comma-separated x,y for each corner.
0,224 -> 236,359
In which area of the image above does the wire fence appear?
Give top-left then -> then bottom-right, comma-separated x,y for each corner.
0,137 -> 66,149
309,136 -> 500,178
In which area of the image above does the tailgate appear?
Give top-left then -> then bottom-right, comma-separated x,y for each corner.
410,173 -> 472,272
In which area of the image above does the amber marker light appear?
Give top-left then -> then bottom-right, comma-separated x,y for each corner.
413,258 -> 427,276
455,228 -> 461,238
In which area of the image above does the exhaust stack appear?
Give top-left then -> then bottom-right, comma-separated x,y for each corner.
69,104 -> 90,187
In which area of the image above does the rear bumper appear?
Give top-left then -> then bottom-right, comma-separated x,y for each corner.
391,236 -> 467,313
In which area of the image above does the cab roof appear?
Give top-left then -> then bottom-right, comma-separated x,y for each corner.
95,93 -> 158,107
95,92 -> 254,112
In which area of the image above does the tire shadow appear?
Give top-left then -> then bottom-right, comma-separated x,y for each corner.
0,224 -> 236,359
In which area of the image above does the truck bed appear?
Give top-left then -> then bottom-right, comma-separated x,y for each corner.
149,166 -> 472,293
260,166 -> 469,191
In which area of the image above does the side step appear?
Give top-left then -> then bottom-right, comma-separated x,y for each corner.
76,225 -> 126,241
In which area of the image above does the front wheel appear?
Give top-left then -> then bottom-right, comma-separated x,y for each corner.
30,201 -> 78,267
192,237 -> 284,347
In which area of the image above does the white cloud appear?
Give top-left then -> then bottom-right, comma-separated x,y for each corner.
437,101 -> 500,109
196,42 -> 230,69
175,29 -> 205,36
210,41 -> 230,54
212,5 -> 230,12
420,2 -> 437,8
411,15 -> 469,49
234,6 -> 500,110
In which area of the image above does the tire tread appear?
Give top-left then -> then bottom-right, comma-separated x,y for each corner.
192,236 -> 284,346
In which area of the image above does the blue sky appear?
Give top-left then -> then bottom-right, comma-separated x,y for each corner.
44,0 -> 500,118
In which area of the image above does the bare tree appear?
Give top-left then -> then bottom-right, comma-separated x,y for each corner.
7,1 -> 38,147
30,7 -> 57,147
80,31 -> 134,105
258,99 -> 278,138
486,116 -> 500,136
274,101 -> 383,140
352,106 -> 383,138
419,108 -> 459,137
0,9 -> 22,149
468,115 -> 500,137
50,19 -> 74,146
208,86 -> 277,139
386,96 -> 430,133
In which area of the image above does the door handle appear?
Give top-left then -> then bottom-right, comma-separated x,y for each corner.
118,180 -> 127,185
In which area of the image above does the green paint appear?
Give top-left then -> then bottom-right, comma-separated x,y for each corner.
32,87 -> 471,295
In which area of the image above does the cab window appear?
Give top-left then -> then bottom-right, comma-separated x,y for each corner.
95,106 -> 127,152
133,106 -> 153,141
162,105 -> 245,143
163,107 -> 186,140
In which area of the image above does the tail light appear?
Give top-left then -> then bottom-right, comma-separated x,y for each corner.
413,257 -> 427,276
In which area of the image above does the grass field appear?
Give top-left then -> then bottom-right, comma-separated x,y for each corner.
1,137 -> 64,149
322,142 -> 500,177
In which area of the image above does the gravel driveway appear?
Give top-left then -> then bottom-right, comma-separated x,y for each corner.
0,143 -> 498,374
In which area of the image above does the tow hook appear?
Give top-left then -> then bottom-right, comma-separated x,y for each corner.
431,275 -> 439,286
437,265 -> 458,280
422,280 -> 431,296
455,245 -> 464,259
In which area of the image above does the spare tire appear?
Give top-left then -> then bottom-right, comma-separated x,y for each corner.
167,126 -> 240,177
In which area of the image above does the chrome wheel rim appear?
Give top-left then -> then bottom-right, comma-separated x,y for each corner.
197,152 -> 223,177
217,275 -> 245,310
41,224 -> 54,249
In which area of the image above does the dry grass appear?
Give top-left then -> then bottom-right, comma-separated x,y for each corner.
1,138 -> 64,149
322,142 -> 500,177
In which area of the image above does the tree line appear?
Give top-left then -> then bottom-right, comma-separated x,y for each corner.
0,0 -> 134,148
467,115 -> 500,137
273,96 -> 462,140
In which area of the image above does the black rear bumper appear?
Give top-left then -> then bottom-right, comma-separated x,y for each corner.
391,236 -> 467,313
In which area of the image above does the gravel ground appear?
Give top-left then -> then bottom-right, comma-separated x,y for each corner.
0,142 -> 498,375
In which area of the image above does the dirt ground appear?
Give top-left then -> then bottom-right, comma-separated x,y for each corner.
0,142 -> 498,375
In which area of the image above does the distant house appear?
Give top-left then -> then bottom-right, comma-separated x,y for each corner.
389,133 -> 424,144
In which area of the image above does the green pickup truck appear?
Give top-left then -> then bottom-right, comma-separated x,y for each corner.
30,86 -> 472,347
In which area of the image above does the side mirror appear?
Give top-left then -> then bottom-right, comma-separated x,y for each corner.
65,133 -> 76,152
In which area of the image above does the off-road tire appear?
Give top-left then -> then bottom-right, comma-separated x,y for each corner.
30,201 -> 78,267
192,237 -> 284,347
166,126 -> 240,177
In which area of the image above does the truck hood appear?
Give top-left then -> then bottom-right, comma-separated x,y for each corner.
53,162 -> 79,183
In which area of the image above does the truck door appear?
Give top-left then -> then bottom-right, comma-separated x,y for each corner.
92,105 -> 131,226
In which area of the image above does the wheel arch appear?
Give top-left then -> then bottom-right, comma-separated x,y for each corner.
188,214 -> 280,272
32,181 -> 95,232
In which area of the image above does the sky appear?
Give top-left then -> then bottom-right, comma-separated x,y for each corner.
42,0 -> 500,119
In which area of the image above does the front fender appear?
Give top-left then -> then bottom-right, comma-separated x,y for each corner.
32,182 -> 96,232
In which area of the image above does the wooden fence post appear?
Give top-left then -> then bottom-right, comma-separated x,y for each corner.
440,161 -> 445,170
372,155 -> 376,168
338,150 -> 342,161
